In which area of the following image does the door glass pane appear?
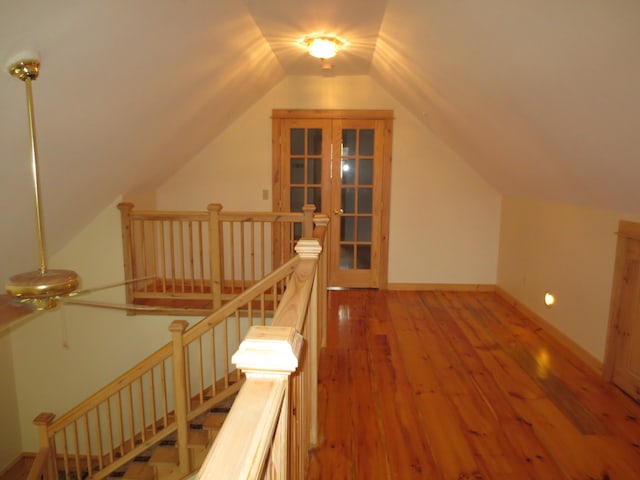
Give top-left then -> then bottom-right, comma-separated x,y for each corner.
359,159 -> 373,185
342,188 -> 356,213
308,128 -> 322,155
358,188 -> 372,214
290,187 -> 304,212
291,128 -> 305,155
342,129 -> 356,156
359,129 -> 374,156
307,187 -> 322,211
357,217 -> 372,242
340,217 -> 355,241
288,127 -> 325,214
340,245 -> 354,269
357,245 -> 371,269
308,158 -> 322,184
341,159 -> 356,185
291,158 -> 305,184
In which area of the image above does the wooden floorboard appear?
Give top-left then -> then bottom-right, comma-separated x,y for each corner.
307,290 -> 640,480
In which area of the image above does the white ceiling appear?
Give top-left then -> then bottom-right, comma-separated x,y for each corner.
1,0 -> 640,290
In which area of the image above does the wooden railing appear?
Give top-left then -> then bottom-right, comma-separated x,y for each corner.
118,203 -> 317,314
197,217 -> 328,479
26,209 -> 328,480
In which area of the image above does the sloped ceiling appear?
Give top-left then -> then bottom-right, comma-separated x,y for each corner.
1,0 -> 639,292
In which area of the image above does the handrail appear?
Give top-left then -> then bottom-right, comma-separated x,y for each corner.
197,217 -> 328,479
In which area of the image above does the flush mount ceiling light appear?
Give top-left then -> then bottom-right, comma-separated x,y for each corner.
303,35 -> 345,59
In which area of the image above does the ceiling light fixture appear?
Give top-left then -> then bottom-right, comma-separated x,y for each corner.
304,35 -> 344,60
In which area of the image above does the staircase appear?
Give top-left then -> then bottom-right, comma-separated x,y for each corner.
27,256 -> 301,480
110,397 -> 233,480
23,204 -> 328,480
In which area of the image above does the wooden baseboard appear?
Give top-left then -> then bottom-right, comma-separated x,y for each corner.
387,282 -> 496,292
0,452 -> 35,480
495,286 -> 603,375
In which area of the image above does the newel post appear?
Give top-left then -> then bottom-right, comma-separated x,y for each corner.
118,202 -> 135,307
302,204 -> 316,239
207,203 -> 223,311
233,325 -> 303,478
33,412 -> 55,479
170,320 -> 191,473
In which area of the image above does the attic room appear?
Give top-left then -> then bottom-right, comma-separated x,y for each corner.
2,0 -> 640,478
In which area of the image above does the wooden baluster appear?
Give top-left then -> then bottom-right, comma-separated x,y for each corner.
239,222 -> 245,291
170,320 -> 191,474
137,377 -> 147,441
169,221 -> 177,293
105,399 -> 115,463
150,221 -> 158,292
208,204 -> 223,310
260,222 -> 266,279
302,204 -> 316,239
159,220 -> 167,293
94,407 -> 104,470
127,385 -> 135,450
188,221 -> 196,292
161,360 -> 169,428
210,329 -> 218,396
140,221 -> 149,292
197,336 -> 205,405
229,222 -> 237,294
250,222 -> 256,285
33,412 -> 56,479
198,220 -> 205,292
117,203 -> 135,307
179,221 -> 186,293
149,369 -> 158,436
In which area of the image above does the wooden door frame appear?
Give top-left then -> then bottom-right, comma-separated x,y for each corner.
272,109 -> 393,289
603,220 -> 640,380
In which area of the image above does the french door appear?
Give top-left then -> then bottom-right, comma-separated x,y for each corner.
272,110 -> 393,288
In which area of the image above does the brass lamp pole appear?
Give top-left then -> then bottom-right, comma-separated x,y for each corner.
6,58 -> 79,309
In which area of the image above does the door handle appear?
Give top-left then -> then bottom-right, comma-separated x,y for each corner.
333,208 -> 344,215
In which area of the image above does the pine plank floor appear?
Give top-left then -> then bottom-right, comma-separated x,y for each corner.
307,289 -> 640,479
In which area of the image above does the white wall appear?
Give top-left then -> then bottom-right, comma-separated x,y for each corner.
7,199 -> 191,453
497,195 -> 640,362
157,75 -> 501,285
3,75 -> 503,461
0,334 -> 21,468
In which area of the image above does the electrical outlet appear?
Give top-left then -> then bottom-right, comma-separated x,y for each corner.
262,189 -> 269,200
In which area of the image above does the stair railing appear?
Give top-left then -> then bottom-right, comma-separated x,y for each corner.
118,203 -> 316,314
197,216 -> 328,479
27,249 -> 307,479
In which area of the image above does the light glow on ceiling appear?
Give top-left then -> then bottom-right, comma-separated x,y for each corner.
303,35 -> 345,59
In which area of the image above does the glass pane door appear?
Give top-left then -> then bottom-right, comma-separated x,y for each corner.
329,118 -> 385,288
281,119 -> 331,240
273,110 -> 393,289
338,128 -> 374,270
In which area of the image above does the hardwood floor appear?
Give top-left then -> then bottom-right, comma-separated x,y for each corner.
307,290 -> 640,479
